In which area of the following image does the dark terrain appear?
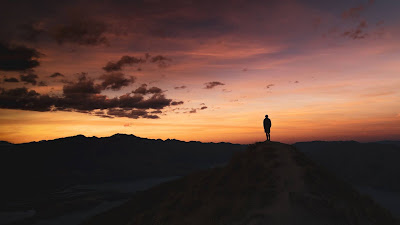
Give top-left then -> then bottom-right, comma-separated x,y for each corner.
0,134 -> 245,224
295,141 -> 400,218
82,142 -> 398,225
1,136 -> 399,225
294,141 -> 400,192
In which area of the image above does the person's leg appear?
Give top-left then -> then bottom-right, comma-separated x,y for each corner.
267,133 -> 270,141
268,133 -> 270,141
265,132 -> 268,141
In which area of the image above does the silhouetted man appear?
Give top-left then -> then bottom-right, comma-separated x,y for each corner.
263,115 -> 271,141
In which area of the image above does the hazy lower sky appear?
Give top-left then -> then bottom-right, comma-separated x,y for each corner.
0,0 -> 399,144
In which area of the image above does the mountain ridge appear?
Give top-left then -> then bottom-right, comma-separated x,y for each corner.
3,134 -> 399,145
82,141 -> 398,225
2,133 -> 242,145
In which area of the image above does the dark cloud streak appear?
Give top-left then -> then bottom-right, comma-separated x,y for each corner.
103,54 -> 171,72
171,101 -> 184,105
20,72 -> 38,85
103,56 -> 145,72
174,85 -> 187,90
0,42 -> 41,71
132,84 -> 163,95
150,55 -> 171,68
107,108 -> 159,119
50,72 -> 64,78
99,72 -> 135,90
4,77 -> 19,82
204,81 -> 225,89
62,73 -> 101,98
265,84 -> 274,89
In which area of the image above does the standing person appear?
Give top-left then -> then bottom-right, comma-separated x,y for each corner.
263,115 -> 271,141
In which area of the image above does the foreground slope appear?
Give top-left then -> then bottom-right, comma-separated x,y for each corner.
82,141 -> 398,225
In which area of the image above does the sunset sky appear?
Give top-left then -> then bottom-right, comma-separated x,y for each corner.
0,0 -> 399,144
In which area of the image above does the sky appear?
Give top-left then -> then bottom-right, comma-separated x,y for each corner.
0,0 -> 399,144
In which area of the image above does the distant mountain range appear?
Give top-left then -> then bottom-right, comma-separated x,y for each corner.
0,134 -> 246,205
82,142 -> 398,225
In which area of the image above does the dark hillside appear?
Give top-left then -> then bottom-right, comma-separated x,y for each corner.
82,142 -> 398,225
0,134 -> 245,213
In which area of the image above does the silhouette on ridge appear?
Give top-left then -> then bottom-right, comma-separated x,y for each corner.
264,114 -> 272,141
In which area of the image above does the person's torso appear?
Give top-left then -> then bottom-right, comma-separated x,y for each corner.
264,118 -> 271,127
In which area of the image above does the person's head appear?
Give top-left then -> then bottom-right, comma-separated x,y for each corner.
265,115 -> 268,118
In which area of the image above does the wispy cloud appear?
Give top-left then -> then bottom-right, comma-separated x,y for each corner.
265,84 -> 274,89
204,81 -> 225,89
174,85 -> 187,90
49,72 -> 64,78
